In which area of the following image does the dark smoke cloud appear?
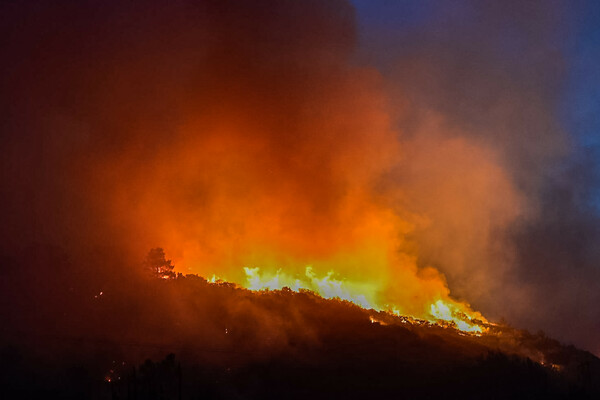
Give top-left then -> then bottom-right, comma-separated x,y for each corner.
354,0 -> 600,354
1,0 -> 598,356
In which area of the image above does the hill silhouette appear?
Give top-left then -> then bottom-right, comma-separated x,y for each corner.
1,244 -> 599,399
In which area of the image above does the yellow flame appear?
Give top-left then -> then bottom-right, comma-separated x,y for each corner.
232,266 -> 487,333
429,299 -> 485,333
244,266 -> 376,309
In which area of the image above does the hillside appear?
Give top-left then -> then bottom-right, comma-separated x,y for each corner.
1,247 -> 598,399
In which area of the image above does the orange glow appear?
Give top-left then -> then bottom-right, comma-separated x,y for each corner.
89,68 -> 502,335
79,19 -> 519,338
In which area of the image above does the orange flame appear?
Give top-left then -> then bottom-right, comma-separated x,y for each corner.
209,264 -> 487,333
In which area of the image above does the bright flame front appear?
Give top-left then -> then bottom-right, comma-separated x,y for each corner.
211,265 -> 488,333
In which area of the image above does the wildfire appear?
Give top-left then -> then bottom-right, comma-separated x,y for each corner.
209,266 -> 487,333
244,266 -> 376,309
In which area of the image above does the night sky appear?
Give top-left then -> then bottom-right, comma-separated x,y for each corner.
353,0 -> 600,203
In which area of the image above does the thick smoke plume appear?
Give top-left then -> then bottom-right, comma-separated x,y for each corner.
1,0 -> 598,353
354,0 -> 600,353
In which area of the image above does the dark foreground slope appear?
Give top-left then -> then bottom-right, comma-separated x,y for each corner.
1,245 -> 599,399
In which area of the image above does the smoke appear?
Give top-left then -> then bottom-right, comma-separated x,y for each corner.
355,0 -> 600,353
1,0 -> 598,353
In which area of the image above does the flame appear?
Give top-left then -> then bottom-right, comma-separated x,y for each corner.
244,266 -> 376,309
429,299 -> 486,333
216,265 -> 487,333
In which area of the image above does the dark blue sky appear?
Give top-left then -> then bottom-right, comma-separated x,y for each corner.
353,1 -> 600,140
564,1 -> 600,148
566,1 -> 600,208
352,0 -> 600,208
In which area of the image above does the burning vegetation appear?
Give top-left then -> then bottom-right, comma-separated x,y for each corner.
217,264 -> 487,333
2,0 -> 600,398
145,243 -> 488,334
1,246 -> 598,399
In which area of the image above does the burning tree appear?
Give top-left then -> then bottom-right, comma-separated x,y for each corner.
144,248 -> 175,279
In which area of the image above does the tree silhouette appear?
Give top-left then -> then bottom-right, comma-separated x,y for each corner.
144,248 -> 175,279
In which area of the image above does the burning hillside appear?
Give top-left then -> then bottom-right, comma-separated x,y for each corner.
1,251 -> 598,399
2,0 -> 600,398
216,265 -> 487,333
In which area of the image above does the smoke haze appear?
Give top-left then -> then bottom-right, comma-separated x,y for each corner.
1,0 -> 598,354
